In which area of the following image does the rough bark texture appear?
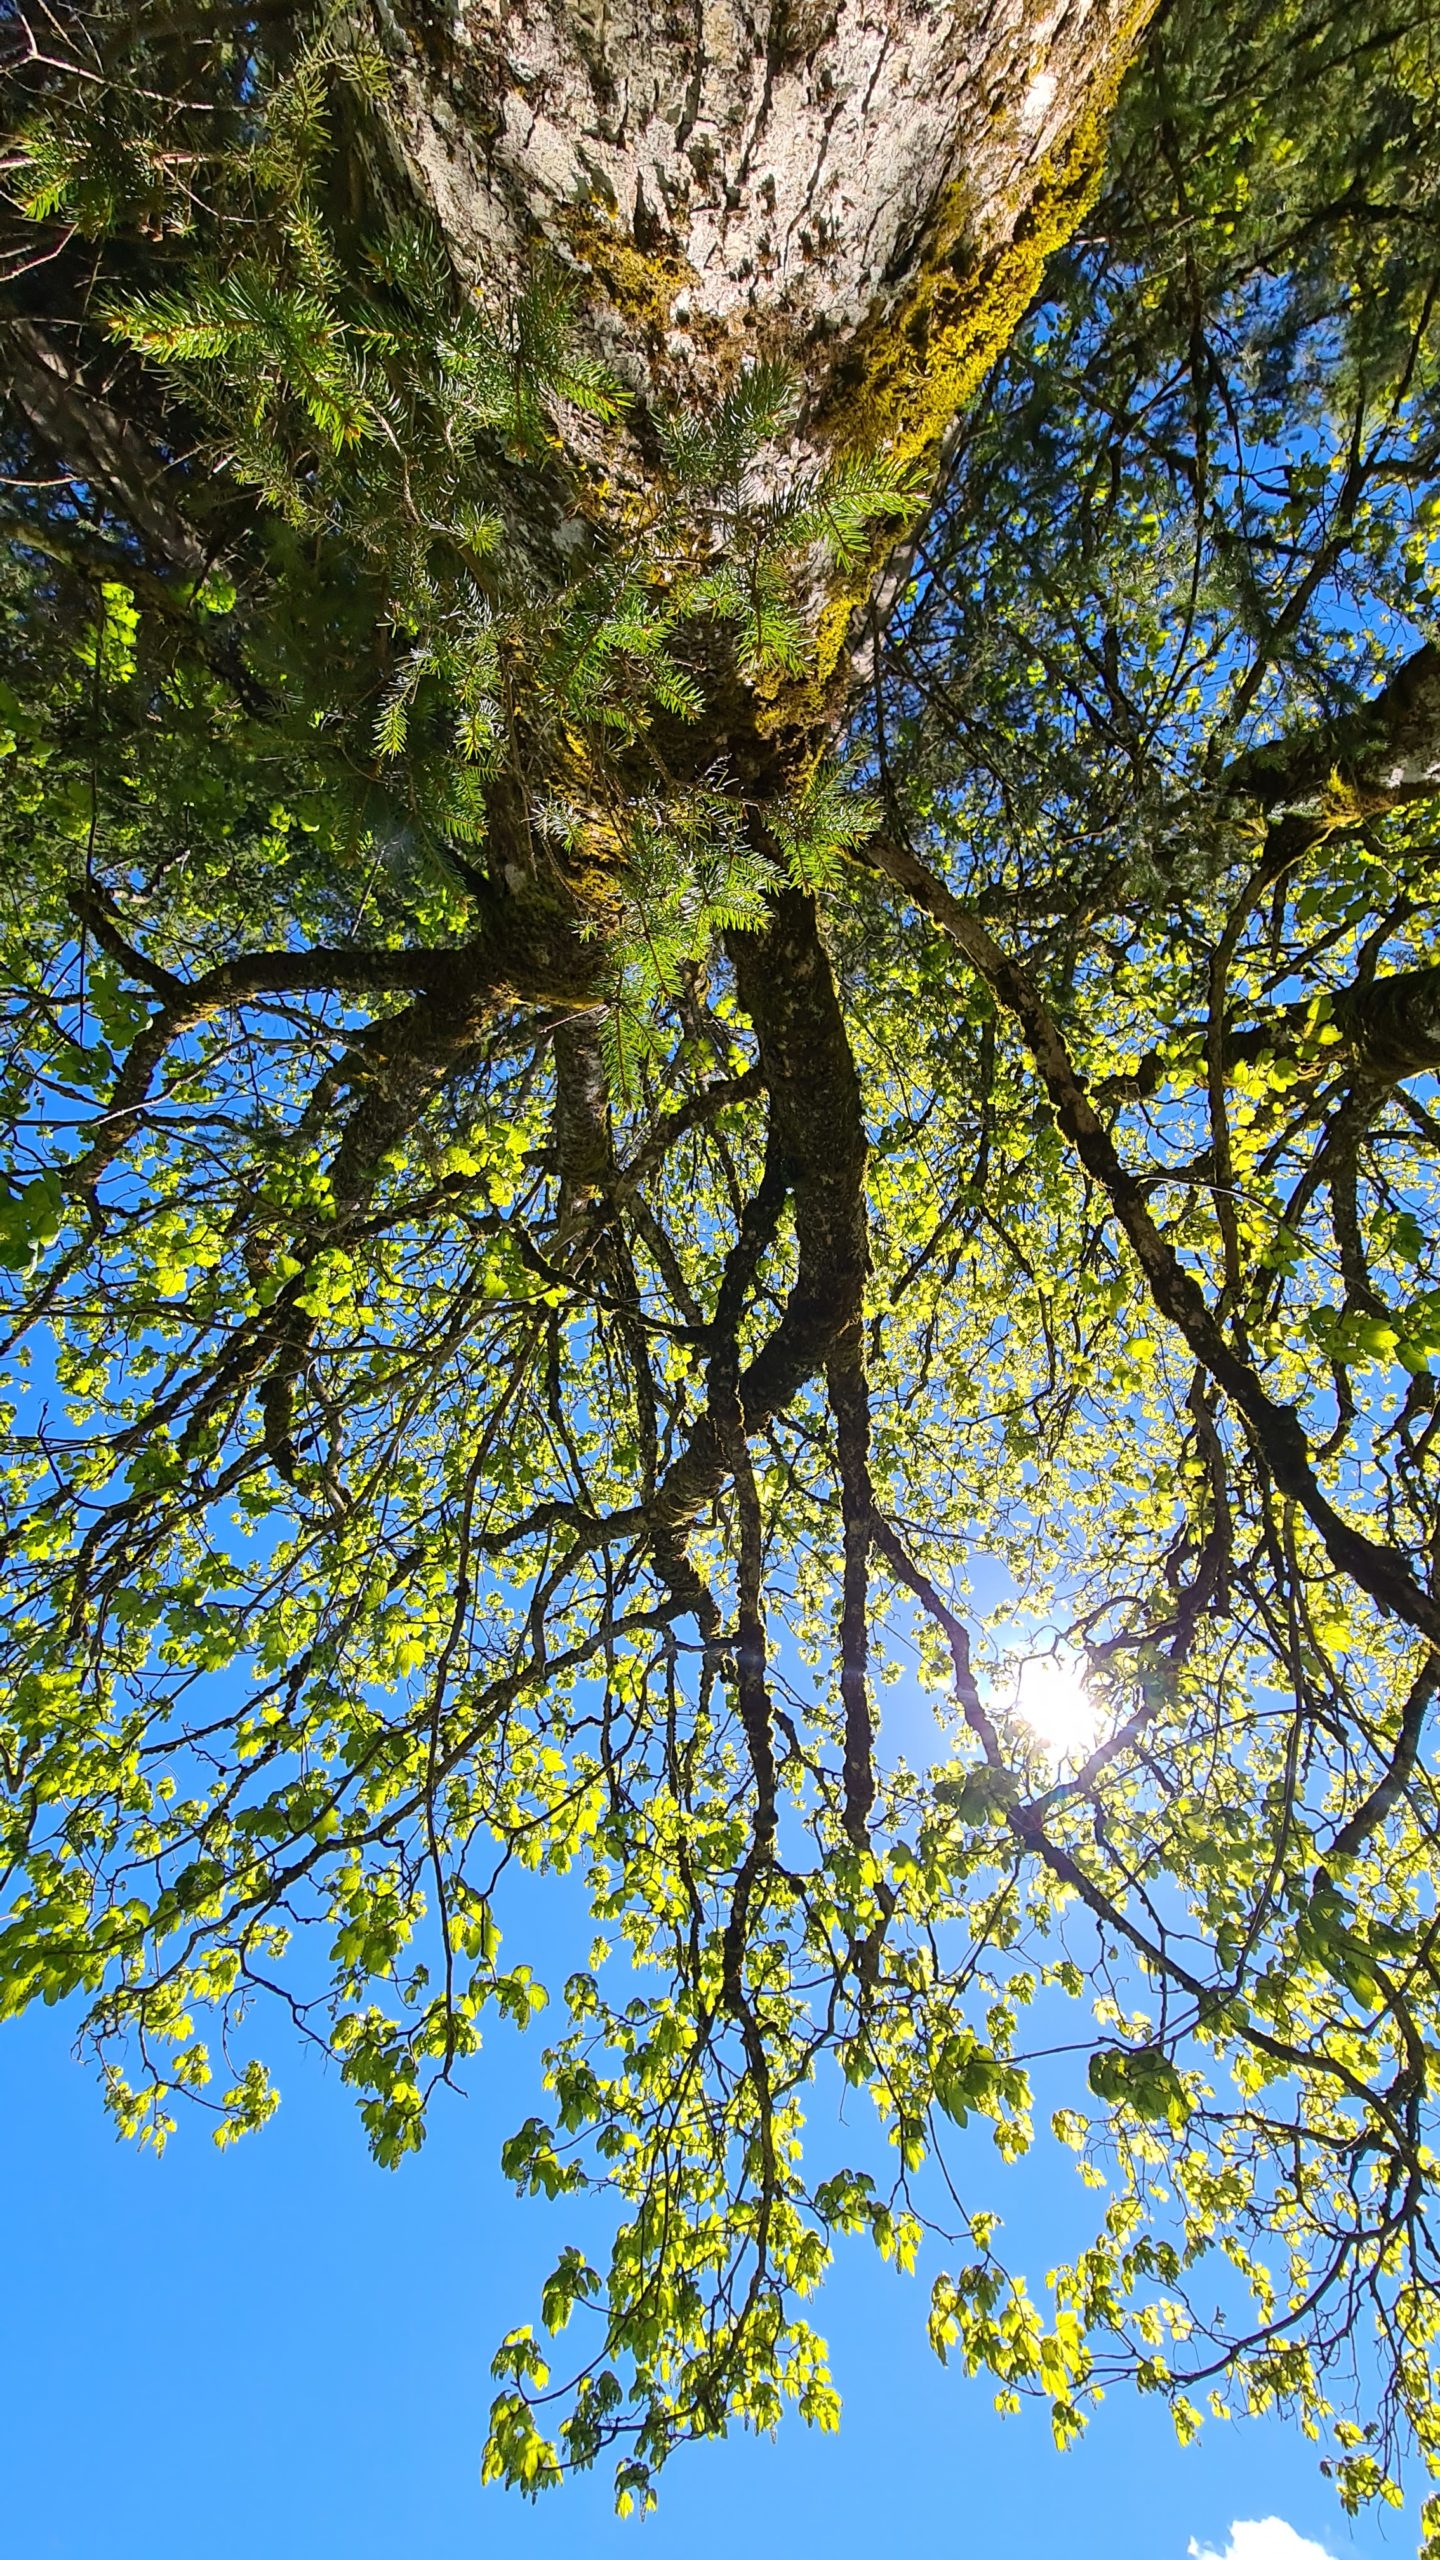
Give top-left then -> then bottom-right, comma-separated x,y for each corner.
0,0 -> 1161,1827
382,0 -> 1133,358
376,0 -> 1153,721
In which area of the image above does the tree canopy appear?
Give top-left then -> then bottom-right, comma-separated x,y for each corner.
4,0 -> 1440,2537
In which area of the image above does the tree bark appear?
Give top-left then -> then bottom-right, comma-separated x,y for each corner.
376,0 -> 1154,732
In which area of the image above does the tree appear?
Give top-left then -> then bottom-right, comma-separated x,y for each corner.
3,0 -> 1440,2535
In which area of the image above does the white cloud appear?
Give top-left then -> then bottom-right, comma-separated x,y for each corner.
1190,2522 -> 1339,2560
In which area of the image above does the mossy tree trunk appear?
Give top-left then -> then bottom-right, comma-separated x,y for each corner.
380,0 -> 1152,745
0,0 -> 1160,1942
339,0 -> 1160,1690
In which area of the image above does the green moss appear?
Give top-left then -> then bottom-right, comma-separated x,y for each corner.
557,206 -> 699,341
1320,771 -> 1369,827
822,122 -> 1106,477
756,1 -> 1158,738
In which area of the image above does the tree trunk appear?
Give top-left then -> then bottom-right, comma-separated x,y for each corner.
377,0 -> 1153,738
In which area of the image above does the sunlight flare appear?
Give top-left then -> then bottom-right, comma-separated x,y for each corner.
1007,1648 -> 1102,1762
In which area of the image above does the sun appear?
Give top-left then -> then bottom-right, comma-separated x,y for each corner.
1008,1648 -> 1100,1762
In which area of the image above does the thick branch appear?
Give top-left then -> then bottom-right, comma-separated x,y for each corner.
1329,1653 -> 1439,1863
68,881 -> 603,1197
1223,640 -> 1440,816
1109,956 -> 1440,1102
632,888 -> 871,1616
5,319 -> 207,574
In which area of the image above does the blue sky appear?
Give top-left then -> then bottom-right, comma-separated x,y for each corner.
0,1220 -> 1417,2560
0,1988 -> 1414,2560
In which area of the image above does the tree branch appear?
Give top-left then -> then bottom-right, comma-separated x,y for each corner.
861,831 -> 1440,1646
